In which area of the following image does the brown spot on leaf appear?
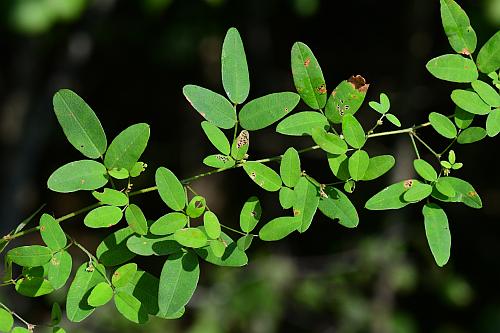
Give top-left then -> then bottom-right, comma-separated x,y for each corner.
347,75 -> 369,92
293,209 -> 300,216
317,84 -> 327,94
467,191 -> 477,197
404,179 -> 414,189
460,48 -> 471,56
250,172 -> 256,180
304,57 -> 311,67
236,130 -> 249,148
40,226 -> 46,232
81,179 -> 85,184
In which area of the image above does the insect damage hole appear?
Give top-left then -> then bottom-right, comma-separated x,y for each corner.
304,57 -> 311,67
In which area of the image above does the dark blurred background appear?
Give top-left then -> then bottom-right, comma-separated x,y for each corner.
0,0 -> 499,332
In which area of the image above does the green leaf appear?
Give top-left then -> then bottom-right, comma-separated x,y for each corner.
201,121 -> 231,155
259,216 -> 301,241
451,90 -> 491,115
431,177 -> 482,208
429,112 -> 457,138
48,250 -> 72,289
423,203 -> 451,267
403,183 -> 433,202
47,160 -> 108,193
159,251 -> 199,317
108,168 -> 129,179
130,162 -> 147,178
457,126 -> 487,144
210,240 -> 227,257
155,167 -> 186,211
369,93 -> 391,114
15,277 -> 54,297
186,196 -> 206,218
174,228 -> 208,248
362,155 -> 395,181
125,204 -> 148,235
183,85 -> 236,129
342,114 -> 366,149
114,291 -> 149,324
96,227 -> 136,266
435,177 -> 456,197
327,153 -> 350,181
242,162 -> 282,191
0,308 -> 14,332
231,130 -> 250,160
413,159 -> 438,181
112,263 -> 137,288
150,212 -> 188,235
239,92 -> 300,130
348,150 -> 369,181
425,54 -> 478,82
312,127 -> 348,154
66,263 -> 107,322
52,89 -> 107,158
439,0 -> 477,54
279,186 -> 296,209
126,234 -> 181,256
92,188 -> 129,206
365,180 -> 420,210
239,196 -> 261,233
11,328 -> 30,333
454,107 -> 474,129
51,303 -> 62,326
39,214 -> 66,251
203,154 -> 236,168
194,229 -> 248,267
115,270 -> 158,315
472,80 -> 500,107
280,147 -> 301,187
236,235 -> 253,251
222,27 -> 250,104
318,186 -> 359,228
88,282 -> 113,307
203,211 -> 221,239
84,206 -> 123,229
276,111 -> 329,136
385,113 -> 401,127
486,108 -> 500,137
291,42 -> 327,109
325,76 -> 369,124
477,30 -> 500,74
293,177 -> 320,233
104,123 -> 150,172
7,245 -> 52,267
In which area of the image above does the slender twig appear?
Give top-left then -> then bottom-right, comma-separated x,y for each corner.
412,133 -> 440,158
409,133 -> 421,159
0,301 -> 35,329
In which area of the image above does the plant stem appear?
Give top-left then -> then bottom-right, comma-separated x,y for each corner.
412,133 -> 440,158
0,301 -> 35,329
409,133 -> 421,159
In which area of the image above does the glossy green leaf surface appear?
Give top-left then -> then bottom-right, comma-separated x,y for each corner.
0,308 -> 14,332
222,27 -> 250,104
155,167 -> 186,211
52,89 -> 107,158
403,183 -> 433,202
280,147 -> 301,187
259,216 -> 300,241
203,154 -> 236,169
92,188 -> 129,206
426,54 -> 478,82
66,263 -> 107,322
431,177 -> 482,208
348,149 -> 369,181
112,263 -> 137,289
114,291 -> 149,324
362,155 -> 395,181
174,228 -> 208,248
440,0 -> 477,54
327,153 -> 350,181
194,229 -> 248,267
203,211 -> 221,239
413,159 -> 438,181
486,108 -> 500,137
385,113 -> 401,127
365,180 -> 420,210
40,213 -> 66,251
451,90 -> 491,115
243,162 -> 282,191
342,114 -> 366,149
239,196 -> 261,233
477,30 -> 500,74
47,160 -> 108,193
96,227 -> 136,266
125,204 -> 148,235
291,42 -> 327,109
423,203 -> 451,267
150,212 -> 188,235
15,277 -> 54,297
276,111 -> 329,136
84,206 -> 123,229
48,250 -> 72,289
279,186 -> 296,209
8,245 -> 52,267
457,126 -> 487,144
104,123 -> 150,172
126,234 -> 181,256
325,76 -> 369,124
88,282 -> 113,307
183,85 -> 236,129
239,92 -> 300,131
318,186 -> 359,228
472,80 -> 500,107
312,127 -> 348,154
429,112 -> 457,138
159,251 -> 199,317
201,121 -> 231,155
293,177 -> 319,233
